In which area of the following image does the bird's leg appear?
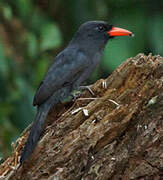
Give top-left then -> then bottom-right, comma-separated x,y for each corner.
60,92 -> 79,103
78,85 -> 95,96
70,90 -> 82,101
69,85 -> 95,102
61,87 -> 94,104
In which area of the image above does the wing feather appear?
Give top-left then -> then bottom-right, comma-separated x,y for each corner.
33,48 -> 88,106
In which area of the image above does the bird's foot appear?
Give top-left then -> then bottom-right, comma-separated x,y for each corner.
61,85 -> 95,104
79,85 -> 95,96
101,80 -> 107,89
61,95 -> 73,104
70,90 -> 82,102
61,88 -> 89,104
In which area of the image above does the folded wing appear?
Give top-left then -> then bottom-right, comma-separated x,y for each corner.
33,48 -> 88,106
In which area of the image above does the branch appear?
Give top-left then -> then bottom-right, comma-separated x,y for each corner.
0,53 -> 163,180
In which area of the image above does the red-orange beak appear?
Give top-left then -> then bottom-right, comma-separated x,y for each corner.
108,27 -> 133,37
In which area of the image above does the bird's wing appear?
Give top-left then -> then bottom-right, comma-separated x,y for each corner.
33,48 -> 89,106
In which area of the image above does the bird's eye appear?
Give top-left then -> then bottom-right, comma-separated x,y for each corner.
97,25 -> 106,32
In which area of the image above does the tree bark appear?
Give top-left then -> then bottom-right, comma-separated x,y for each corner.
0,53 -> 163,180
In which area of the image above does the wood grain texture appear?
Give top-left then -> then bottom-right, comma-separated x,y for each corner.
0,53 -> 163,180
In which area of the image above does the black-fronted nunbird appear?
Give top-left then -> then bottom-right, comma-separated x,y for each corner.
20,21 -> 133,163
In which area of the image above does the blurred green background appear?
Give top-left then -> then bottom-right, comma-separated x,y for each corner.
0,0 -> 163,160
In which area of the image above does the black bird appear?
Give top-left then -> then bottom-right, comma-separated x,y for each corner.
20,21 -> 133,163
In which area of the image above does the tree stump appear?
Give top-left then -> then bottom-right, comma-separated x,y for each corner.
0,53 -> 163,180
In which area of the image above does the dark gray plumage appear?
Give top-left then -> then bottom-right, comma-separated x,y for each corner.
20,21 -> 132,163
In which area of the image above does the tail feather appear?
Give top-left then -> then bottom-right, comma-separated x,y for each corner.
20,105 -> 50,163
20,87 -> 71,164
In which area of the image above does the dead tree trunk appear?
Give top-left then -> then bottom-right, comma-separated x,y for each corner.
0,53 -> 163,180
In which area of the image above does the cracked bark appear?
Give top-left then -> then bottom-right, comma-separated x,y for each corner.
0,53 -> 163,180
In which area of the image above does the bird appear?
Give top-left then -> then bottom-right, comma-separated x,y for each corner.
20,21 -> 133,164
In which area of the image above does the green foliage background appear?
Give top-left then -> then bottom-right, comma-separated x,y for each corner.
0,0 -> 163,159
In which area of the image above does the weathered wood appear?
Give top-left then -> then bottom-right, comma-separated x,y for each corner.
0,53 -> 163,180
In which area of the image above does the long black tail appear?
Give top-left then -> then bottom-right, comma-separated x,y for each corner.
20,87 -> 71,164
20,104 -> 50,164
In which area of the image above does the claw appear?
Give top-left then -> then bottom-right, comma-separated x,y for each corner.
102,80 -> 107,89
79,85 -> 95,96
77,97 -> 99,101
70,90 -> 82,101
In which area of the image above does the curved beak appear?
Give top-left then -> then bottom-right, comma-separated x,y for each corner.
108,27 -> 133,37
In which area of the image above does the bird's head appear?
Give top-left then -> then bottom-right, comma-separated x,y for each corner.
71,21 -> 133,52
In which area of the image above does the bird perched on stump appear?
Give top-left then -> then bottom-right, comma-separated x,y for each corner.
20,21 -> 133,163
